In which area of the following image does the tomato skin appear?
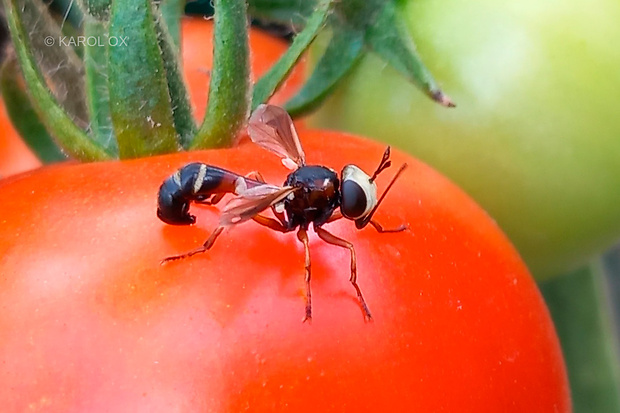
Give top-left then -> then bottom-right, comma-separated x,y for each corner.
308,0 -> 620,279
0,131 -> 569,411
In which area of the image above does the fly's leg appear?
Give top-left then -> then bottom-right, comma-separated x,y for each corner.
314,226 -> 372,322
297,229 -> 312,323
245,171 -> 266,182
326,210 -> 343,224
368,220 -> 408,233
253,216 -> 310,322
328,209 -> 406,233
252,215 -> 291,233
161,226 -> 224,264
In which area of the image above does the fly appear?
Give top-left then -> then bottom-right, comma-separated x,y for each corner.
157,104 -> 408,322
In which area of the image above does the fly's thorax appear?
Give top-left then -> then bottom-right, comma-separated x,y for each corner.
283,165 -> 341,228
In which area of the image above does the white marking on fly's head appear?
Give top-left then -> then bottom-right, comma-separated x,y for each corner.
234,177 -> 248,195
275,202 -> 285,214
193,164 -> 207,194
323,178 -> 330,187
172,170 -> 182,186
282,158 -> 298,170
287,192 -> 295,201
342,164 -> 378,218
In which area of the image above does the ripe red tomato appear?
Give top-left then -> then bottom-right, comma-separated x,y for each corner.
0,131 -> 569,411
0,99 -> 41,177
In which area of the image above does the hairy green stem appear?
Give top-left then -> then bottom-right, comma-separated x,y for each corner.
154,7 -> 197,148
191,0 -> 250,149
108,0 -> 179,158
83,17 -> 117,155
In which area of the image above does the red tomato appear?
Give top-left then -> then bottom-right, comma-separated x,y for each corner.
182,17 -> 305,121
0,131 -> 569,411
0,99 -> 41,177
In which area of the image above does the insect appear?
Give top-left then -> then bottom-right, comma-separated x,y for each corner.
157,104 -> 408,322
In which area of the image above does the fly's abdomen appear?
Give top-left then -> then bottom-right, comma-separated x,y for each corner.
157,163 -> 255,225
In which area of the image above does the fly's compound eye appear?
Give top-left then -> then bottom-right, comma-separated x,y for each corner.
340,165 -> 378,220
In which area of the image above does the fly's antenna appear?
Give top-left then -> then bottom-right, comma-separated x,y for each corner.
356,163 -> 408,229
370,146 -> 392,182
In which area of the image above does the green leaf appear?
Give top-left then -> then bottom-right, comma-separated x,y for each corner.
191,0 -> 250,149
252,0 -> 333,111
4,0 -> 110,161
0,58 -> 66,163
154,6 -> 197,149
83,17 -> 117,155
365,1 -> 454,107
540,260 -> 620,413
108,0 -> 179,158
285,26 -> 364,117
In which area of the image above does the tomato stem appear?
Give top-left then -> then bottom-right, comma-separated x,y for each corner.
83,17 -> 117,156
191,0 -> 250,149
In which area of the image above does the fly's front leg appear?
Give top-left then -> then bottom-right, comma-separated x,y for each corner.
297,228 -> 312,323
314,226 -> 372,322
161,226 -> 224,264
369,220 -> 408,233
326,210 -> 343,224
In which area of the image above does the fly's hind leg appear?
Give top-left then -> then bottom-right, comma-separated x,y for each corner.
161,226 -> 224,264
314,226 -> 372,322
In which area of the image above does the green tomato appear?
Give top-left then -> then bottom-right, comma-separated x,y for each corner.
309,0 -> 620,279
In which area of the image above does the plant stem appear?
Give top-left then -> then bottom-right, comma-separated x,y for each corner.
191,0 -> 250,149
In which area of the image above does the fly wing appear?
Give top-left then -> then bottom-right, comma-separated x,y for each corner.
247,104 -> 306,169
220,185 -> 297,226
